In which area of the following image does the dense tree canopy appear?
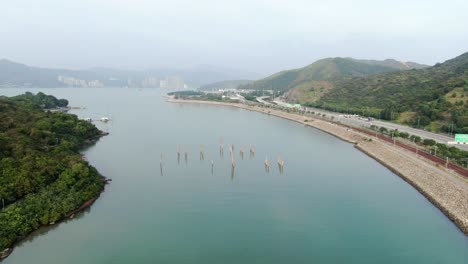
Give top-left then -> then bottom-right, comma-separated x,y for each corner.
0,93 -> 105,252
300,52 -> 468,132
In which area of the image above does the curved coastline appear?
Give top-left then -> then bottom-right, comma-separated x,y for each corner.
0,132 -> 110,261
0,194 -> 106,261
167,97 -> 468,236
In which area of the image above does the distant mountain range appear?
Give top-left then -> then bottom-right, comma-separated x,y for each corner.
239,57 -> 428,92
0,59 -> 255,88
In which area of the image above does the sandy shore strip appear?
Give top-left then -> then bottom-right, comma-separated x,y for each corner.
167,97 -> 468,235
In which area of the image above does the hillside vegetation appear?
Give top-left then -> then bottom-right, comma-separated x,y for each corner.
0,92 -> 105,252
301,52 -> 468,133
239,57 -> 427,93
198,79 -> 252,90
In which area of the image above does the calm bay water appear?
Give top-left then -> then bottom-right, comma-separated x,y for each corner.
1,88 -> 467,263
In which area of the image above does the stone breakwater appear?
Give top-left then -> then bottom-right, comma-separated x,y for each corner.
356,142 -> 468,235
167,98 -> 468,235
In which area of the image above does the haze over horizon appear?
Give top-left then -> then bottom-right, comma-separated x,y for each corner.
2,0 -> 468,76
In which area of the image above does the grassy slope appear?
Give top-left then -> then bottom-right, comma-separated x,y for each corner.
239,57 -> 427,93
310,52 -> 468,132
198,79 -> 252,90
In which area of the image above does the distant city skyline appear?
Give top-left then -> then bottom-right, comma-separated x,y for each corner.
57,74 -> 185,89
1,0 -> 467,77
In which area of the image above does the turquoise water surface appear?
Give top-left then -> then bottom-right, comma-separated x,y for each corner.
1,88 -> 467,264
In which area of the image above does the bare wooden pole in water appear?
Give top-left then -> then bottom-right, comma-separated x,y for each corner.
184,146 -> 188,164
231,148 -> 235,168
177,144 -> 181,164
250,144 -> 255,158
200,145 -> 205,160
219,137 -> 224,157
160,153 -> 164,176
229,150 -> 235,180
240,147 -> 244,160
229,145 -> 234,167
277,156 -> 284,174
265,156 -> 270,172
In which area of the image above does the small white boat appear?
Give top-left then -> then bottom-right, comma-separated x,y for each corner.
101,117 -> 110,122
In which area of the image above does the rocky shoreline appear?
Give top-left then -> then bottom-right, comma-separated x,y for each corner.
356,143 -> 468,235
167,98 -> 468,235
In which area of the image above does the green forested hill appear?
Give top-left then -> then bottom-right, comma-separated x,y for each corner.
0,93 -> 105,253
239,57 -> 427,92
301,52 -> 468,133
198,79 -> 252,90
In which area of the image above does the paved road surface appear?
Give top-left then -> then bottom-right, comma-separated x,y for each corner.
268,99 -> 468,151
256,96 -> 273,105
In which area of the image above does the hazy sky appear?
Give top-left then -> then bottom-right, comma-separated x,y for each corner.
2,0 -> 468,76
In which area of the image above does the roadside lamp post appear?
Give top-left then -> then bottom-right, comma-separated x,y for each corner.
434,146 -> 438,157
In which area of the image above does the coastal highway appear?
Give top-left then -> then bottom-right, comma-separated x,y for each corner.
304,106 -> 468,151
256,96 -> 273,105
269,99 -> 468,151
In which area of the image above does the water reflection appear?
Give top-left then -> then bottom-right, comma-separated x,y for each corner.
177,145 -> 181,165
277,163 -> 283,175
230,165 -> 235,181
199,145 -> 205,161
160,154 -> 164,176
13,207 -> 93,249
265,156 -> 270,173
166,143 -> 285,178
4,88 -> 467,264
277,157 -> 284,175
